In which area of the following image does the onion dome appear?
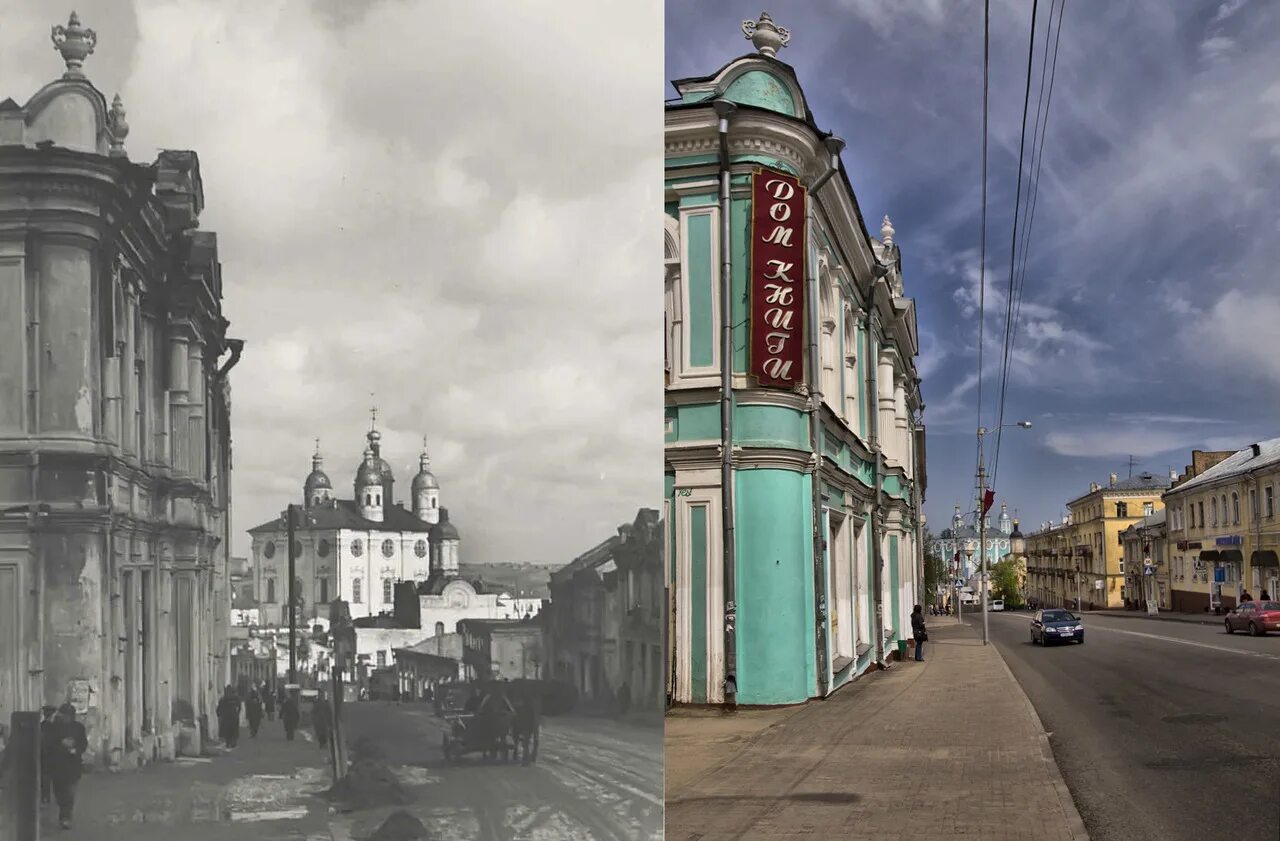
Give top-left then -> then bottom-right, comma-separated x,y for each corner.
304,442 -> 332,493
353,428 -> 395,487
429,508 -> 460,541
412,440 -> 439,492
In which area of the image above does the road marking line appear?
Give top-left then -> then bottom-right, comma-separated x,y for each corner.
987,613 -> 1280,659
1067,623 -> 1280,660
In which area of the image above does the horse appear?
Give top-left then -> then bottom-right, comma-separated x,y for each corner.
511,697 -> 541,765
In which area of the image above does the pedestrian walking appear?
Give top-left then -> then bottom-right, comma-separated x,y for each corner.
311,694 -> 333,749
38,705 -> 57,806
281,693 -> 300,741
47,703 -> 87,830
1241,590 -> 1254,603
245,691 -> 264,738
263,687 -> 276,722
216,685 -> 242,748
911,604 -> 928,662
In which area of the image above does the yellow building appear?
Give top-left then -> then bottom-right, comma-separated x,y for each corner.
1025,472 -> 1171,610
1065,472 -> 1171,609
1163,441 -> 1280,612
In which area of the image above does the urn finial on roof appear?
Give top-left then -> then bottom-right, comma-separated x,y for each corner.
881,215 -> 895,247
742,12 -> 790,58
107,94 -> 129,156
51,12 -> 97,79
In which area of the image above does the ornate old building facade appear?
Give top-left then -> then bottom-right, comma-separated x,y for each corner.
0,14 -> 242,766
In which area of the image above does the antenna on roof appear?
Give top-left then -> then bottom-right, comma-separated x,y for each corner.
1126,454 -> 1139,478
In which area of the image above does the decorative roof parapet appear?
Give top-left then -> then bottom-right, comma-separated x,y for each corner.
51,12 -> 96,79
742,12 -> 790,58
107,94 -> 128,157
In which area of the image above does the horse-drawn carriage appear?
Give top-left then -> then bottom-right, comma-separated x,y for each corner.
440,693 -> 541,765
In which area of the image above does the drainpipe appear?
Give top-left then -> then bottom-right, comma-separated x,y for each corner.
805,137 -> 844,697
866,307 -> 887,667
712,99 -> 738,709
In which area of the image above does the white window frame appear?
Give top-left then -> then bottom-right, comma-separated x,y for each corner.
672,481 -> 723,704
672,204 -> 722,388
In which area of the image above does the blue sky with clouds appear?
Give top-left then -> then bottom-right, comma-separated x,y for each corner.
667,0 -> 1280,534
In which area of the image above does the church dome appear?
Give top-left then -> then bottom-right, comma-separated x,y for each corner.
355,452 -> 391,487
429,508 -> 460,541
305,468 -> 332,491
412,470 -> 439,492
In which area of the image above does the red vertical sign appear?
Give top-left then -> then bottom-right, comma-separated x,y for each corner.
750,168 -> 807,388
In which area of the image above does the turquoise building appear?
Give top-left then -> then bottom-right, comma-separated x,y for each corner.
664,14 -> 927,707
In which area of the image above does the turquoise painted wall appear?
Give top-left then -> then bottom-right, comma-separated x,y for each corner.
668,403 -> 720,443
735,469 -> 814,704
686,213 -> 715,368
889,535 -> 901,638
729,197 -> 750,375
735,404 -> 807,449
723,70 -> 798,116
690,504 -> 709,704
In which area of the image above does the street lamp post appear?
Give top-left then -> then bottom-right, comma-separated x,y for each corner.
976,421 -> 1031,645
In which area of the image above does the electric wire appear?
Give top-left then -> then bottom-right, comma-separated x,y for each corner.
994,0 -> 1067,488
976,0 -> 990,480
989,0 -> 1043,491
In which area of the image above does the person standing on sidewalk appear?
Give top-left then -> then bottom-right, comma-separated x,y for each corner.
245,690 -> 264,738
48,703 -> 87,830
911,605 -> 928,662
263,684 -> 276,721
38,705 -> 57,807
216,686 -> 242,748
281,693 -> 300,741
311,693 -> 333,749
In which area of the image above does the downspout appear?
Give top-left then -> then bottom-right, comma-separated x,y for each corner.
866,307 -> 887,667
712,99 -> 738,709
805,139 -> 843,698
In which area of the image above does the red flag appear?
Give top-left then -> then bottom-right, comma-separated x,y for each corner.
981,490 -> 996,517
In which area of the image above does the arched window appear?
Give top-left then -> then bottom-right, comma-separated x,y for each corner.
364,493 -> 371,506
319,577 -> 329,604
664,213 -> 680,385
383,577 -> 394,603
1232,492 -> 1240,525
1221,495 -> 1228,526
843,307 -> 858,427
819,265 -> 838,408
1211,498 -> 1218,527
1198,501 -> 1205,529
434,621 -> 445,637
352,577 -> 362,604
266,578 -> 276,603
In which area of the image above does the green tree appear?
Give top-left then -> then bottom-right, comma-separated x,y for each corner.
991,558 -> 1022,607
923,529 -> 945,605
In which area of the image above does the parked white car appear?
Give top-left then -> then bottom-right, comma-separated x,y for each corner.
989,599 -> 1005,612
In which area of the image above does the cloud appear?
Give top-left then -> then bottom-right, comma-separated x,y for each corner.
1199,34 -> 1237,63
3,0 -> 662,563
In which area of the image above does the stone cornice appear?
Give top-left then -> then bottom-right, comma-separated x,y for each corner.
666,109 -> 824,183
735,388 -> 809,412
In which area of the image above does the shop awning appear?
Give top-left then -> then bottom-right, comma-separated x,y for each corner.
1199,550 -> 1221,563
1251,550 -> 1279,569
1219,549 -> 1244,565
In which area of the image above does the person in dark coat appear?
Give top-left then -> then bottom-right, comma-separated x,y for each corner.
39,705 -> 57,806
311,695 -> 333,749
281,693 -> 300,741
911,604 -> 929,662
48,704 -> 87,830
263,687 -> 276,722
245,691 -> 264,738
216,686 -> 242,748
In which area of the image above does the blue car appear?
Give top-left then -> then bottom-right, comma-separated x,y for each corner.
1030,608 -> 1084,646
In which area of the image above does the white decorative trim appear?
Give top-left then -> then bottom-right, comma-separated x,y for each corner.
735,389 -> 809,411
677,205 -> 721,381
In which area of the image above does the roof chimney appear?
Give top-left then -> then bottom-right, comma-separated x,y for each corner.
1109,473 -> 1118,488
1252,443 -> 1261,458
1169,468 -> 1178,482
1090,482 -> 1100,493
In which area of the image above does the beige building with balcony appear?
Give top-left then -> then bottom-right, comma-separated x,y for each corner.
1163,440 -> 1280,612
1026,472 -> 1171,609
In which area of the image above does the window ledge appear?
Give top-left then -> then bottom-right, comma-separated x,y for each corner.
855,643 -> 871,657
832,655 -> 854,673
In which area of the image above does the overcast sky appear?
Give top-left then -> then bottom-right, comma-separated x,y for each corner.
668,0 -> 1280,533
5,0 -> 663,563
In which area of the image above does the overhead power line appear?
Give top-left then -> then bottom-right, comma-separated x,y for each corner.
989,0 -> 1040,489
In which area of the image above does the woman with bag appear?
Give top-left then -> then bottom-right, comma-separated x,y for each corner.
911,604 -> 929,662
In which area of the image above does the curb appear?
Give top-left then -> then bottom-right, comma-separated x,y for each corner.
986,639 -> 1092,841
1084,611 -> 1218,627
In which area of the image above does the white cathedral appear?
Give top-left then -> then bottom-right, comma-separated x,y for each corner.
249,419 -> 462,625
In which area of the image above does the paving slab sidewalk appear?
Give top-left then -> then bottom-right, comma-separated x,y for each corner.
665,619 -> 1089,841
62,722 -> 334,841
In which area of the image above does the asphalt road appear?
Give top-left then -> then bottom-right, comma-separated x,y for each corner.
339,702 -> 662,841
966,610 -> 1280,840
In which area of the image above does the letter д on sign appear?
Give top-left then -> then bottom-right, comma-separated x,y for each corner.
749,168 -> 807,389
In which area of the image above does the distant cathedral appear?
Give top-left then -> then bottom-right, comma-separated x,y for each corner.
250,413 -> 464,624
932,502 -> 1019,582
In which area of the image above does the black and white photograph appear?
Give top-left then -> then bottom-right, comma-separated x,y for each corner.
0,2 -> 662,839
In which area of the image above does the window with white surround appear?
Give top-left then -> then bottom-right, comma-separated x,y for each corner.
819,267 -> 839,410
1143,502 -> 1154,517
353,577 -> 362,604
1232,492 -> 1240,525
671,205 -> 721,387
1267,486 -> 1275,519
1250,488 -> 1258,521
843,308 -> 858,429
1211,498 -> 1218,526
